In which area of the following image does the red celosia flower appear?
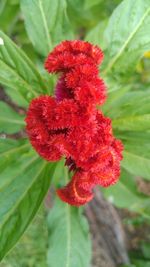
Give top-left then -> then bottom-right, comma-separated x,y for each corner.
57,171 -> 94,206
45,40 -> 104,73
25,40 -> 123,206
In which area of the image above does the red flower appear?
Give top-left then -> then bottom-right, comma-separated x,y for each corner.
45,40 -> 104,73
25,40 -> 123,206
57,171 -> 94,206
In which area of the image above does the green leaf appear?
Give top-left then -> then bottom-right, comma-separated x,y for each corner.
115,131 -> 150,145
102,84 -> 130,115
85,19 -> 108,49
0,0 -> 19,34
122,150 -> 150,181
47,197 -> 91,267
21,0 -> 52,56
132,260 -> 150,267
103,170 -> 150,220
115,131 -> 150,160
113,114 -> 150,131
0,139 -> 55,260
4,87 -> 29,108
103,88 -> 150,118
141,242 -> 150,260
103,0 -> 150,75
84,0 -> 102,10
21,0 -> 73,57
109,90 -> 150,118
0,101 -> 25,134
0,31 -> 48,105
0,138 -> 30,169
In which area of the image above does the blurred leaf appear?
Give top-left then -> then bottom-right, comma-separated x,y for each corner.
2,206 -> 48,267
122,151 -> 150,181
85,19 -> 108,49
67,0 -> 94,28
141,242 -> 150,260
21,0 -> 73,57
0,139 -> 55,260
0,0 -> 19,34
132,260 -> 150,267
102,84 -> 131,115
109,90 -> 150,118
103,88 -> 150,118
84,0 -> 103,9
51,158 -> 65,186
116,131 -> 150,160
116,131 -> 150,144
113,114 -> 150,131
103,0 -> 150,75
67,0 -> 121,29
0,31 -> 48,106
0,101 -> 25,134
47,197 -> 91,267
103,170 -> 150,220
4,87 -> 29,108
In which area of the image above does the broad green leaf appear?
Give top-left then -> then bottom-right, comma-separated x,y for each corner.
21,0 -> 73,57
115,131 -> 150,146
122,151 -> 150,181
103,170 -> 150,220
108,90 -> 150,118
0,139 -> 55,260
102,84 -> 130,115
113,114 -> 150,131
103,0 -> 150,75
0,138 -> 29,170
115,131 -> 150,159
124,143 -> 150,159
21,0 -> 52,56
47,197 -> 91,267
0,31 -> 48,105
103,88 -> 150,118
0,101 -> 25,134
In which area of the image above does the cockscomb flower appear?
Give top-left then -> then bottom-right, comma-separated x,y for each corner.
25,40 -> 123,206
45,40 -> 106,106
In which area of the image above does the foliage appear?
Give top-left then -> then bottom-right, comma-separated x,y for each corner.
47,197 -> 91,267
2,206 -> 48,267
0,0 -> 150,266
